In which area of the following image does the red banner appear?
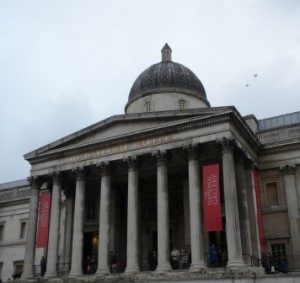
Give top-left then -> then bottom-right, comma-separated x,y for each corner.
253,169 -> 266,251
36,192 -> 51,248
203,164 -> 223,232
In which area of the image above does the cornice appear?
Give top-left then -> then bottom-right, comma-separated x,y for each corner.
27,109 -> 261,165
260,141 -> 300,155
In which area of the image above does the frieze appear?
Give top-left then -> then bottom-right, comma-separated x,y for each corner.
28,111 -> 260,166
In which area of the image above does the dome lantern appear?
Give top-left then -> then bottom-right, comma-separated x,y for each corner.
161,43 -> 172,62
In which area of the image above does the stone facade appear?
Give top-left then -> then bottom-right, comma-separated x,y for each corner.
0,45 -> 299,282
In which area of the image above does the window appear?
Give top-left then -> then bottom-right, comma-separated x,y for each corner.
20,221 -> 27,239
265,182 -> 279,206
0,224 -> 4,241
271,243 -> 286,259
178,99 -> 186,110
145,102 -> 152,112
13,261 -> 23,278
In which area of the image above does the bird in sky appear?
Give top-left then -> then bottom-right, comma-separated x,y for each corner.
254,74 -> 258,77
246,84 -> 249,87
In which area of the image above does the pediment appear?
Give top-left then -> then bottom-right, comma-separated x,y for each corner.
24,107 -> 235,162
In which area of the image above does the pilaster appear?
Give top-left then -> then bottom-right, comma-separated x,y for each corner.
281,165 -> 300,254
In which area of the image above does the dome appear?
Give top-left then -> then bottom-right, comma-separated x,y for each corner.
125,44 -> 210,112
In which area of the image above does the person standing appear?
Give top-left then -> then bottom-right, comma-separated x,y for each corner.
170,247 -> 180,269
208,244 -> 217,268
40,256 -> 46,277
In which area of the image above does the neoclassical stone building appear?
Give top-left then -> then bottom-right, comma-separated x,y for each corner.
0,44 -> 300,282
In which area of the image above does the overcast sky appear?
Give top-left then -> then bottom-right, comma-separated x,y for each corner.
0,0 -> 299,183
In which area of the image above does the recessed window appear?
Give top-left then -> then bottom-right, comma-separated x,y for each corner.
145,102 -> 152,112
178,99 -> 186,110
13,261 -> 24,279
0,224 -> 4,241
271,243 -> 286,258
20,221 -> 27,239
265,182 -> 279,206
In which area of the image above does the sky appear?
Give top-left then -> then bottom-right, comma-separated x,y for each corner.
0,0 -> 300,183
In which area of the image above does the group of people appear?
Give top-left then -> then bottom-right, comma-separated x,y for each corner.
261,252 -> 288,274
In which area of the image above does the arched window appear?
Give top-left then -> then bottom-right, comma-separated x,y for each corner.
178,99 -> 186,110
145,102 -> 152,112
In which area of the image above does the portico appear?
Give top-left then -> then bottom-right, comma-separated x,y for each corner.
21,45 -> 263,281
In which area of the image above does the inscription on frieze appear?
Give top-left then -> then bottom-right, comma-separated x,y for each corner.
64,135 -> 173,163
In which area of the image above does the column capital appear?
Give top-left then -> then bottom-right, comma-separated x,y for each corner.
124,156 -> 141,171
153,150 -> 172,166
27,175 -> 43,189
185,144 -> 203,161
218,137 -> 236,154
50,171 -> 62,185
281,165 -> 295,176
97,161 -> 111,176
72,166 -> 87,180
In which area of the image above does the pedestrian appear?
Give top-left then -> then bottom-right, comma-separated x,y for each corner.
170,247 -> 180,269
40,256 -> 46,277
208,244 -> 217,268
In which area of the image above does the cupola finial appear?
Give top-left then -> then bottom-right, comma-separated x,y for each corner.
161,43 -> 172,62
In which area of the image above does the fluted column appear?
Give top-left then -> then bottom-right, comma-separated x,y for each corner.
154,150 -> 171,273
219,138 -> 245,268
69,167 -> 86,277
235,151 -> 252,265
96,162 -> 111,276
22,177 -> 41,279
44,172 -> 62,278
125,156 -> 140,274
186,145 -> 206,271
281,165 -> 300,254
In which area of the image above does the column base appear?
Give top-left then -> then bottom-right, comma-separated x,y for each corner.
226,259 -> 245,268
124,266 -> 140,274
189,262 -> 207,272
95,268 -> 110,277
68,270 -> 83,278
43,271 -> 58,279
155,263 -> 172,273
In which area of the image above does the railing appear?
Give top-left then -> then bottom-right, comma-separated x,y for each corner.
32,254 -> 300,278
33,265 -> 41,277
57,263 -> 71,278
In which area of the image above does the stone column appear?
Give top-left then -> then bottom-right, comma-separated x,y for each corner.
219,138 -> 245,268
187,145 -> 206,271
235,151 -> 252,265
44,172 -> 62,278
96,162 -> 111,276
281,165 -> 300,254
22,177 -> 41,279
125,156 -> 140,274
153,150 -> 171,273
62,191 -> 74,264
69,168 -> 86,277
